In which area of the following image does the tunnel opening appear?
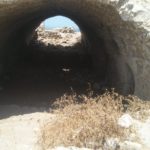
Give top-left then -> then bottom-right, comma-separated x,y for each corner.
0,3 -> 136,106
29,16 -> 86,67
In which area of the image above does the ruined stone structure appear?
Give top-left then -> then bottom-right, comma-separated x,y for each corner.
0,0 -> 150,99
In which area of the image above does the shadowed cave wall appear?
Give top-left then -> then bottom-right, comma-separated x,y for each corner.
0,0 -> 150,99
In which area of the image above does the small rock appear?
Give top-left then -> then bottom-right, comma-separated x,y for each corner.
62,68 -> 70,72
118,114 -> 133,128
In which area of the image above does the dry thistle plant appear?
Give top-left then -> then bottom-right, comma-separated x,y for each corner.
40,91 -> 150,150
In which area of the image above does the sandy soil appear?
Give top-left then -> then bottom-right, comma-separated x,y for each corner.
0,105 -> 55,150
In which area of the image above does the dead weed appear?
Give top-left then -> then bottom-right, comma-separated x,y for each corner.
40,91 -> 150,149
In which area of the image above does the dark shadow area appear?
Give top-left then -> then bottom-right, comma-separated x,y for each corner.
0,38 -> 108,119
0,50 -> 106,106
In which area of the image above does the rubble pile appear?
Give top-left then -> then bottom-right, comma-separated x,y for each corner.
32,25 -> 82,47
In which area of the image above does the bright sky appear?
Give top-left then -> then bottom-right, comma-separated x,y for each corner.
44,16 -> 80,31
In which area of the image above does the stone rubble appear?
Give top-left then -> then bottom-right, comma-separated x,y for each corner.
118,114 -> 133,128
33,25 -> 81,47
95,111 -> 150,150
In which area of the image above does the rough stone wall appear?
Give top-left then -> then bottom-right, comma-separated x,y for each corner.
0,0 -> 150,99
110,0 -> 150,99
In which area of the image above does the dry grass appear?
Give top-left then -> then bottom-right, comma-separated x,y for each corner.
40,91 -> 150,150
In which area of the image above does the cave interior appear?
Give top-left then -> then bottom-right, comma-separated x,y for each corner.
0,3 -> 135,105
